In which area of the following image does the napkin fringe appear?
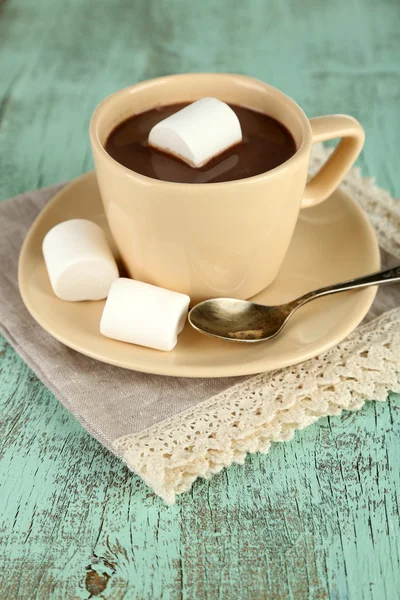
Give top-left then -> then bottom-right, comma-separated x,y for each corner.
114,307 -> 400,503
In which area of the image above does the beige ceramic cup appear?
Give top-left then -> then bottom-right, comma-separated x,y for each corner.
90,74 -> 365,304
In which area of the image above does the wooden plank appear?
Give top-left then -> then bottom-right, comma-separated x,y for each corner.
1,333 -> 399,598
0,0 -> 399,597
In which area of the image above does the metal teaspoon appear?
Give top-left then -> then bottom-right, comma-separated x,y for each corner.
188,267 -> 400,343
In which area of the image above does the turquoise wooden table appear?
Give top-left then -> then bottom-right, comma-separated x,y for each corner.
1,0 -> 399,597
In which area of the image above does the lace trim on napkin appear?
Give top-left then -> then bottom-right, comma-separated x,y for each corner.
113,145 -> 400,504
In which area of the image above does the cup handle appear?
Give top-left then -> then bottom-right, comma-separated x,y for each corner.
301,115 -> 365,209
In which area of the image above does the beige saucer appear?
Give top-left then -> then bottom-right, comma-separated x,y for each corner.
18,173 -> 380,378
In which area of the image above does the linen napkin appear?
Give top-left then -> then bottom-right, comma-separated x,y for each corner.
0,145 -> 399,503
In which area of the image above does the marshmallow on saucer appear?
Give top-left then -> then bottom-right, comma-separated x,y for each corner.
100,278 -> 190,352
43,219 -> 119,301
148,97 -> 242,168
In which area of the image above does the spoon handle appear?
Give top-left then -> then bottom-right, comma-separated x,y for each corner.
293,266 -> 400,308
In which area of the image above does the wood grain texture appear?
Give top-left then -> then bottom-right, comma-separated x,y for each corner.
0,0 -> 399,597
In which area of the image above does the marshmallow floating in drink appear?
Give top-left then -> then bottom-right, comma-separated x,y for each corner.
42,219 -> 119,301
148,97 -> 242,168
100,278 -> 190,351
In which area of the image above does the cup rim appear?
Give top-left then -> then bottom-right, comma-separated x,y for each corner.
90,73 -> 313,188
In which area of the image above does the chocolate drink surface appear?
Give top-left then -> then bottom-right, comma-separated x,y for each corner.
105,103 -> 297,184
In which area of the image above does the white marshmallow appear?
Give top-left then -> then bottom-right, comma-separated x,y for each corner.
148,97 -> 242,168
42,219 -> 119,301
100,278 -> 190,352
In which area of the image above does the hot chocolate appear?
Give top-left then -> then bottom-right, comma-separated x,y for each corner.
105,103 -> 296,184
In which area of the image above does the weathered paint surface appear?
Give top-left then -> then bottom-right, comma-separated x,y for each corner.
0,0 -> 399,597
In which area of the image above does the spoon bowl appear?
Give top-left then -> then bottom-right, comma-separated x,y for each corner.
189,298 -> 291,342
